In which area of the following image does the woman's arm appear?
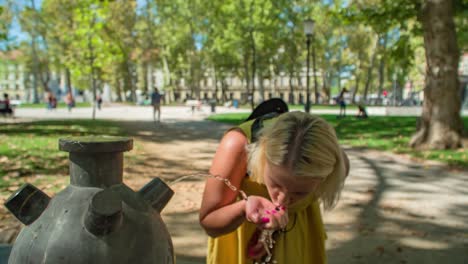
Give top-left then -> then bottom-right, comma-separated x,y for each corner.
199,129 -> 249,237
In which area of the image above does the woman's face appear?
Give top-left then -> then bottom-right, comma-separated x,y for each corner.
263,162 -> 321,207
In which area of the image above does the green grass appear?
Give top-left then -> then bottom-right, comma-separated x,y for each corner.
17,102 -> 92,108
0,119 -> 128,197
288,104 -> 359,111
207,113 -> 468,168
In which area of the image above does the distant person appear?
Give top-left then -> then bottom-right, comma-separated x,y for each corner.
356,104 -> 368,119
96,94 -> 103,110
0,93 -> 13,116
45,92 -> 57,110
151,88 -> 162,122
50,94 -> 57,110
64,92 -> 75,112
46,92 -> 53,110
144,95 -> 151,106
337,88 -> 348,118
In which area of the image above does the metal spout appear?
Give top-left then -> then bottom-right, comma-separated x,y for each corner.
4,183 -> 50,225
59,136 -> 133,188
138,178 -> 174,213
84,188 -> 123,236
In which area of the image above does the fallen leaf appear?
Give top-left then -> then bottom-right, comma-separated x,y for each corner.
376,246 -> 385,256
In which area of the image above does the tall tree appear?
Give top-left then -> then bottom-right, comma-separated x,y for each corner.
344,0 -> 465,149
42,0 -> 76,97
410,0 -> 463,149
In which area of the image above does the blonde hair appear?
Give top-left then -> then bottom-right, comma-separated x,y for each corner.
247,111 -> 347,210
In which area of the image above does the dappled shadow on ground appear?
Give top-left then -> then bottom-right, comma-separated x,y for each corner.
118,120 -> 231,144
162,209 -> 207,260
119,119 -> 228,261
325,148 -> 468,264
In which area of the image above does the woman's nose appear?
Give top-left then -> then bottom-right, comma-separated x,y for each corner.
273,191 -> 289,207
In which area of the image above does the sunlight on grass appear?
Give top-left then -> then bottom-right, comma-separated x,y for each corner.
207,114 -> 468,168
17,102 -> 92,108
0,120 -> 128,198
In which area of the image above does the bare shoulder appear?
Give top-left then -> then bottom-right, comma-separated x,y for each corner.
219,128 -> 248,152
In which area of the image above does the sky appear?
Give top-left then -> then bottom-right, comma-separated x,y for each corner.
1,0 -> 34,46
2,0 -> 148,46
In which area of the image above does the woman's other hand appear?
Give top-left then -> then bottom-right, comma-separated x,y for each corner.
245,195 -> 288,230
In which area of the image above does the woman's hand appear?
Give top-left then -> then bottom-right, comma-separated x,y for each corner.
245,195 -> 288,230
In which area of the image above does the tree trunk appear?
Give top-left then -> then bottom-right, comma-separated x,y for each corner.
30,0 -> 39,103
87,37 -> 97,120
141,61 -> 149,93
250,32 -> 256,109
213,66 -> 219,102
115,77 -> 123,102
249,1 -> 256,109
322,70 -> 330,103
363,37 -> 379,101
128,62 -> 136,103
243,52 -> 250,99
121,59 -> 133,102
409,0 -> 463,149
352,72 -> 360,104
336,49 -> 342,93
258,74 -> 265,103
221,78 -> 228,102
288,72 -> 294,104
39,71 -> 50,94
377,34 -> 388,102
65,68 -> 72,95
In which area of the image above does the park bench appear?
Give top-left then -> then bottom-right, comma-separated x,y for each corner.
0,101 -> 14,118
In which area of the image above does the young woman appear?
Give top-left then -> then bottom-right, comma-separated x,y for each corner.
199,111 -> 350,264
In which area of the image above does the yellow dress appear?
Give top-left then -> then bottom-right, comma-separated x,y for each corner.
206,118 -> 327,264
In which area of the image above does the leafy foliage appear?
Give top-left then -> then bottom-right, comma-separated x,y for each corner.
4,0 -> 466,106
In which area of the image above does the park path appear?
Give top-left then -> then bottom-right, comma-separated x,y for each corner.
120,119 -> 468,264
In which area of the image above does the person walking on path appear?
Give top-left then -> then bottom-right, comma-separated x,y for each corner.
96,94 -> 103,110
151,88 -> 162,122
46,91 -> 57,110
199,111 -> 350,264
0,93 -> 13,117
64,92 -> 75,112
337,88 -> 348,118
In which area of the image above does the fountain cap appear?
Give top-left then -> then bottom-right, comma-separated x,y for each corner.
59,136 -> 133,153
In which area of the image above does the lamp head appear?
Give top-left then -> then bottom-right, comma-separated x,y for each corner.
304,18 -> 315,36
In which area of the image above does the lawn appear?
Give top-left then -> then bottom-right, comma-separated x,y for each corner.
207,113 -> 468,168
234,103 -> 358,111
0,120 -> 137,198
16,102 -> 92,108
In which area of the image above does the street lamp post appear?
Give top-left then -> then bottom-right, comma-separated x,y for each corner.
304,19 -> 315,113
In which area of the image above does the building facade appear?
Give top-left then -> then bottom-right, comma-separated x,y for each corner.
0,50 -> 27,100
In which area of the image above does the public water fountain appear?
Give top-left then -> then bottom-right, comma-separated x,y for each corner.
4,136 -> 174,264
